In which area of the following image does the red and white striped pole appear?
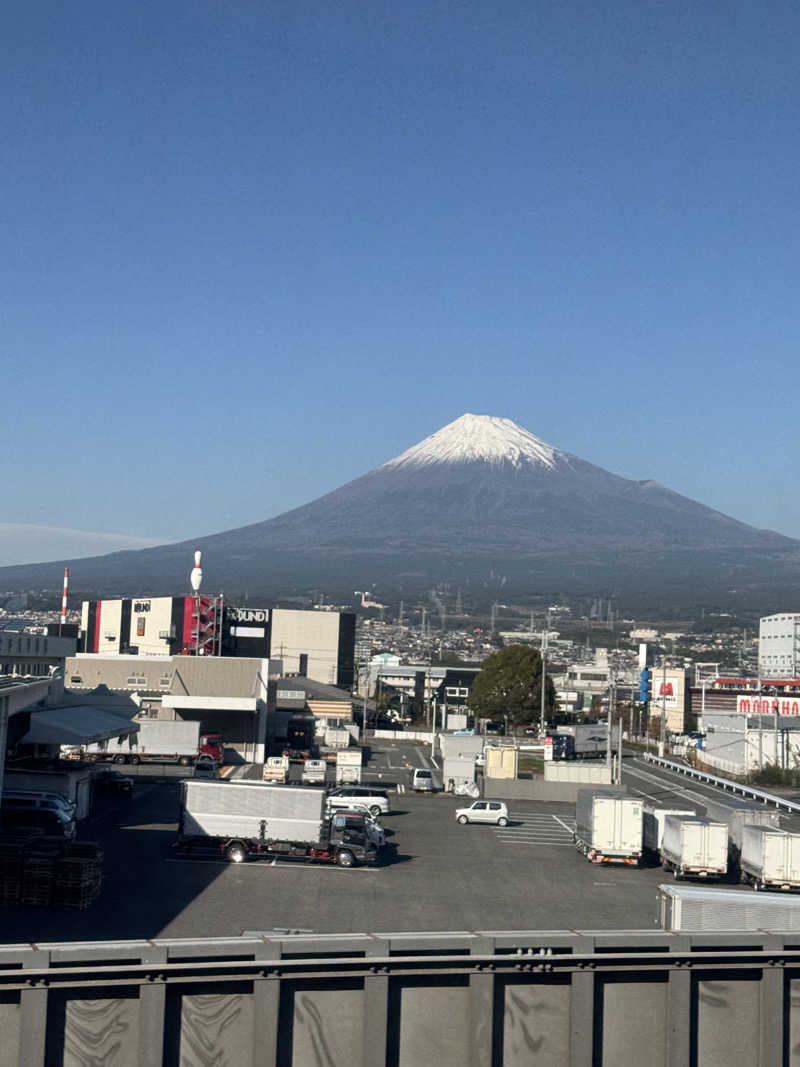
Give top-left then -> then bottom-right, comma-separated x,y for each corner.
60,567 -> 69,635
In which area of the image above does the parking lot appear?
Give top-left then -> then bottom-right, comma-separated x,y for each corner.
0,744 -> 674,944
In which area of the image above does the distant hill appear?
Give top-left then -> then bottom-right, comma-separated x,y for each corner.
1,414 -> 799,609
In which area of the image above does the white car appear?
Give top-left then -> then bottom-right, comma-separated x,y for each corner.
326,787 -> 390,817
455,800 -> 509,826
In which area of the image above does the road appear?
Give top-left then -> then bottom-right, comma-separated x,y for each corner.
622,755 -> 800,831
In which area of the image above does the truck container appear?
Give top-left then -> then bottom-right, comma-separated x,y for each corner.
301,759 -> 327,786
82,720 -> 222,766
701,798 -> 782,870
335,749 -> 363,785
658,883 -> 800,932
643,808 -> 696,856
263,757 -> 289,784
324,728 -> 351,749
177,780 -> 377,867
660,815 -> 728,881
574,790 -> 642,865
740,826 -> 800,891
556,723 -> 621,759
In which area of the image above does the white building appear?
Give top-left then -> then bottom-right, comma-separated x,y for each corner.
759,613 -> 800,679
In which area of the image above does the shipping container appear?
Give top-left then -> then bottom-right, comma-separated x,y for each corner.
574,790 -> 642,864
660,815 -> 728,880
658,882 -> 800,931
740,826 -> 800,891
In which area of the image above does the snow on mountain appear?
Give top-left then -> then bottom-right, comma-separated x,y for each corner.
382,413 -> 562,470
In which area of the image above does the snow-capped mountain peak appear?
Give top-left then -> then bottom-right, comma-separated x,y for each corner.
382,413 -> 561,470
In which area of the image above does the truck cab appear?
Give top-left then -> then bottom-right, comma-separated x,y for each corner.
200,733 -> 223,762
327,812 -> 378,865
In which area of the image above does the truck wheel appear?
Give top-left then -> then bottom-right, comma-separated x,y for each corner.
178,756 -> 192,767
369,805 -> 381,817
458,815 -> 468,824
114,755 -> 127,764
128,755 -> 140,765
226,843 -> 247,864
497,817 -> 508,827
336,850 -> 355,868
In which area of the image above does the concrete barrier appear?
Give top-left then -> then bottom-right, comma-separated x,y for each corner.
483,776 -> 628,802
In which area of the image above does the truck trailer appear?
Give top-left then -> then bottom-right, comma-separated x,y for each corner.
701,797 -> 781,871
643,807 -> 696,856
335,749 -> 363,785
81,720 -> 222,766
556,723 -> 621,759
574,790 -> 642,865
660,815 -> 728,881
177,780 -> 378,867
740,826 -> 800,892
658,883 -> 800,932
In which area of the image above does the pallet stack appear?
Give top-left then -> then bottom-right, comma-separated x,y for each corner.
54,843 -> 103,909
0,833 -> 103,910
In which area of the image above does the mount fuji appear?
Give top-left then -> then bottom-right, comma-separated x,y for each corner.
1,414 -> 799,605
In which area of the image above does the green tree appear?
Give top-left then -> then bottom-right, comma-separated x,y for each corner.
468,645 -> 555,725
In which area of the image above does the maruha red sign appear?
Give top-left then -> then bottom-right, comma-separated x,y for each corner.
736,696 -> 800,716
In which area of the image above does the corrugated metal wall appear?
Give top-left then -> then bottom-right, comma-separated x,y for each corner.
0,929 -> 797,1065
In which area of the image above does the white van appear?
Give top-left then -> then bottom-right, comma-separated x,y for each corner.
412,768 -> 434,792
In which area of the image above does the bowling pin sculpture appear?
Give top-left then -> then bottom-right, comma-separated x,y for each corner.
190,550 -> 203,593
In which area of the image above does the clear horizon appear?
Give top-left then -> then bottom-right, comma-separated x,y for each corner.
4,3 -> 799,553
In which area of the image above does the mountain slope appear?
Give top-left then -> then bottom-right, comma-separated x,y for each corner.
1,413 -> 798,601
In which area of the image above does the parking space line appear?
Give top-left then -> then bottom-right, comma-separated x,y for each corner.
164,858 -> 379,873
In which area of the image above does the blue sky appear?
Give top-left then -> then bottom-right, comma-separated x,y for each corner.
3,1 -> 799,552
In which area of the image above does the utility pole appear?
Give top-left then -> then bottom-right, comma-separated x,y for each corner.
617,687 -> 624,784
606,679 -> 614,775
757,675 -> 763,772
539,624 -> 549,739
658,656 -> 667,758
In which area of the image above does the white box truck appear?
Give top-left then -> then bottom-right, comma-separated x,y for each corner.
82,720 -> 223,766
556,723 -> 621,759
643,807 -> 696,856
301,759 -> 327,786
574,790 -> 643,865
263,757 -> 289,783
658,883 -> 800,932
740,826 -> 800,892
177,780 -> 378,867
660,815 -> 728,881
335,749 -> 362,785
701,797 -> 781,871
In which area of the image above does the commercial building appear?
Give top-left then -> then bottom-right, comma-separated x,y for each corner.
0,631 -> 77,678
647,666 -> 689,734
65,653 -> 282,761
759,613 -> 800,678
79,599 -> 355,688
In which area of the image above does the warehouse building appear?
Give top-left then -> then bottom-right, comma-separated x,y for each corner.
759,613 -> 800,679
79,598 -> 355,688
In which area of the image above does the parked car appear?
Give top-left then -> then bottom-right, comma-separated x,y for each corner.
326,786 -> 390,817
2,790 -> 76,816
0,803 -> 76,839
192,758 -> 219,780
411,768 -> 434,792
92,770 -> 134,795
455,800 -> 509,826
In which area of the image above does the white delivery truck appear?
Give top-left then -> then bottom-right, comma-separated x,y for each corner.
263,757 -> 289,783
701,797 -> 781,872
177,780 -> 378,867
643,807 -> 696,857
82,720 -> 223,766
574,790 -> 643,865
658,883 -> 800,932
301,759 -> 327,786
660,815 -> 728,881
335,749 -> 362,785
740,826 -> 800,892
556,723 -> 621,760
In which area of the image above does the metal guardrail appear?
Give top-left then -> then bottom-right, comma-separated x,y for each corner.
0,929 -> 795,1065
643,752 -> 800,814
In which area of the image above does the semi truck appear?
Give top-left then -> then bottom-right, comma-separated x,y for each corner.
740,826 -> 800,892
574,790 -> 643,865
659,815 -> 728,881
556,723 -> 621,759
658,883 -> 800,932
177,780 -> 378,867
79,720 -> 222,766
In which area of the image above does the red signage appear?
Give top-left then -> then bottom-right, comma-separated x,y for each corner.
736,696 -> 800,716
